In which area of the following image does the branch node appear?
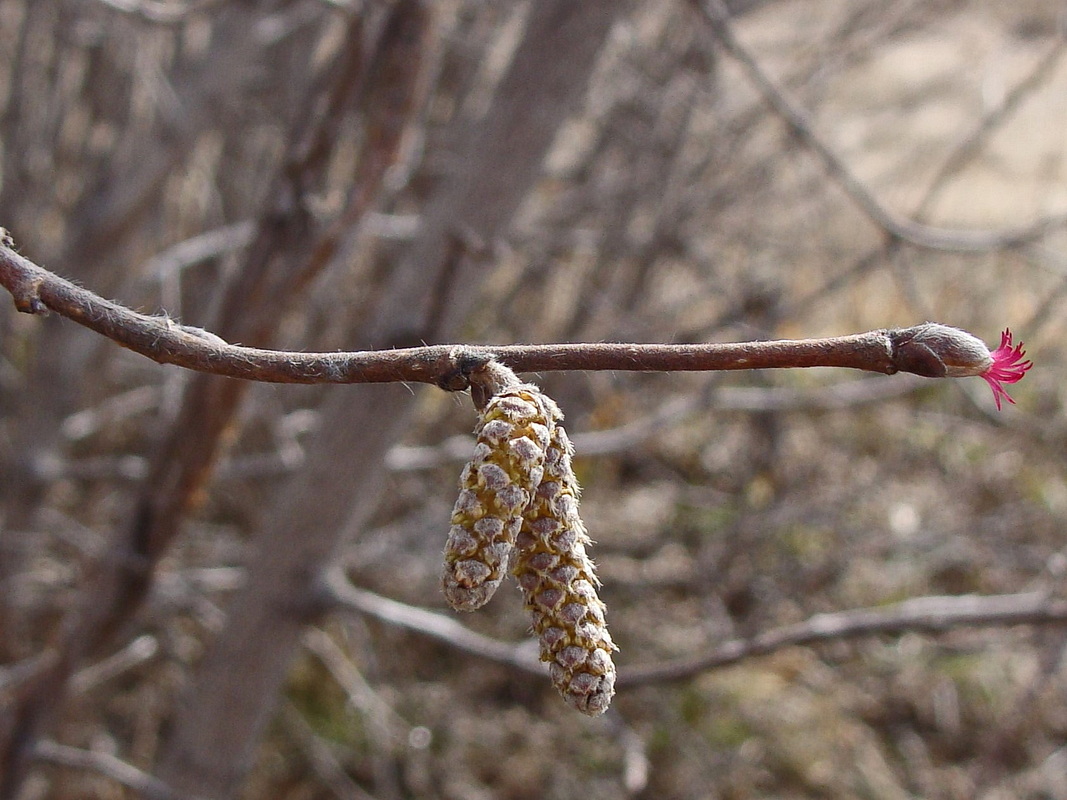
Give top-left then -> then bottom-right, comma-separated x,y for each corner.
434,346 -> 498,395
12,277 -> 48,316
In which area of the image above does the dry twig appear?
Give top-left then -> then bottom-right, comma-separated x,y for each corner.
619,591 -> 1067,686
695,0 -> 1067,252
31,740 -> 198,800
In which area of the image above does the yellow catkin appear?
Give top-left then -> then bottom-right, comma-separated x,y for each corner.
513,423 -> 616,716
442,384 -> 556,611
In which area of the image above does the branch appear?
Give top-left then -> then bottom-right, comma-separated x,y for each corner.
318,567 -> 544,676
90,0 -> 226,25
695,0 -> 1067,252
31,740 -> 200,800
618,591 -> 1067,687
321,576 -> 1067,693
0,240 -> 989,387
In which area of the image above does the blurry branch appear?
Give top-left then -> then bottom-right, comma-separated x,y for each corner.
1,6 -> 433,793
695,0 -> 1067,253
279,704 -> 378,800
146,221 -> 255,282
31,740 -> 199,800
0,242 -> 983,385
916,37 -> 1067,220
302,628 -> 411,744
619,591 -> 1067,686
91,0 -> 227,25
69,635 -> 159,694
387,376 -> 927,470
319,566 -> 543,675
323,575 -> 1067,693
43,376 -> 924,479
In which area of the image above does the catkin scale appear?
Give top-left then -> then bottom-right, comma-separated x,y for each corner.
442,386 -> 555,611
512,424 -> 617,716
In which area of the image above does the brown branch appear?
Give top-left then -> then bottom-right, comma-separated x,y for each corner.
0,241 -> 984,386
694,0 -> 1067,253
618,591 -> 1067,687
319,567 -> 544,676
320,573 -> 1067,691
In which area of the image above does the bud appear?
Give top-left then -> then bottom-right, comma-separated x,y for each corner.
442,366 -> 556,611
891,323 -> 1032,410
891,323 -> 992,378
513,423 -> 617,716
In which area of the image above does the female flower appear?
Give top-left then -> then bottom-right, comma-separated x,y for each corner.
980,329 -> 1032,410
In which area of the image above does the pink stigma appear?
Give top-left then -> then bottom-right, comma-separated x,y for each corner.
981,329 -> 1032,410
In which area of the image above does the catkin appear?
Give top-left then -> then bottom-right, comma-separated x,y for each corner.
513,423 -> 617,716
442,372 -> 556,612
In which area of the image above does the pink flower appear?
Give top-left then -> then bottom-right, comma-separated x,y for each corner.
980,329 -> 1032,410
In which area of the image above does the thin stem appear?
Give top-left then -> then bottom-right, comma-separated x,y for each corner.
694,0 -> 1067,252
619,591 -> 1067,687
0,242 -> 959,386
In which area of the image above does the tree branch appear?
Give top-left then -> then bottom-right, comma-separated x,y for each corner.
320,572 -> 1067,691
322,579 -> 1067,692
31,740 -> 199,800
319,567 -> 544,675
694,0 -> 1067,252
618,591 -> 1067,686
0,240 -> 986,386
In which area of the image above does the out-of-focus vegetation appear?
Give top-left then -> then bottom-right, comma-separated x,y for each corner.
1,0 -> 1065,797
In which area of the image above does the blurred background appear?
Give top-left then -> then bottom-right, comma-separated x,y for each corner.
1,0 -> 1065,798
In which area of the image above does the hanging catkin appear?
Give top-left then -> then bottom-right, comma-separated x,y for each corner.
512,421 -> 617,716
441,362 -> 555,612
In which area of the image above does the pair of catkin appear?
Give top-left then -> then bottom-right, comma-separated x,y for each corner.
441,361 -> 617,716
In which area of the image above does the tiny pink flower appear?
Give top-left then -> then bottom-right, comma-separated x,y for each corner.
981,328 -> 1032,411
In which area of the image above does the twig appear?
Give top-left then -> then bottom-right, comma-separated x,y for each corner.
70,635 -> 159,694
31,740 -> 200,800
694,0 -> 1067,252
302,627 -> 409,746
0,243 -> 983,386
618,591 -> 1067,687
318,567 -> 543,675
915,38 -> 1067,220
279,704 -> 377,800
90,0 -> 226,25
323,576 -> 1067,694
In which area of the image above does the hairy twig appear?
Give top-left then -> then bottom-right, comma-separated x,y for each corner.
0,242 -> 994,386
695,0 -> 1067,252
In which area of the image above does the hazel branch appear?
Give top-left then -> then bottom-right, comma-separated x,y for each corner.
0,239 -> 1020,392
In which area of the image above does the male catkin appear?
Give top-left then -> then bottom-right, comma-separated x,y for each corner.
512,422 -> 617,716
442,367 -> 555,611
